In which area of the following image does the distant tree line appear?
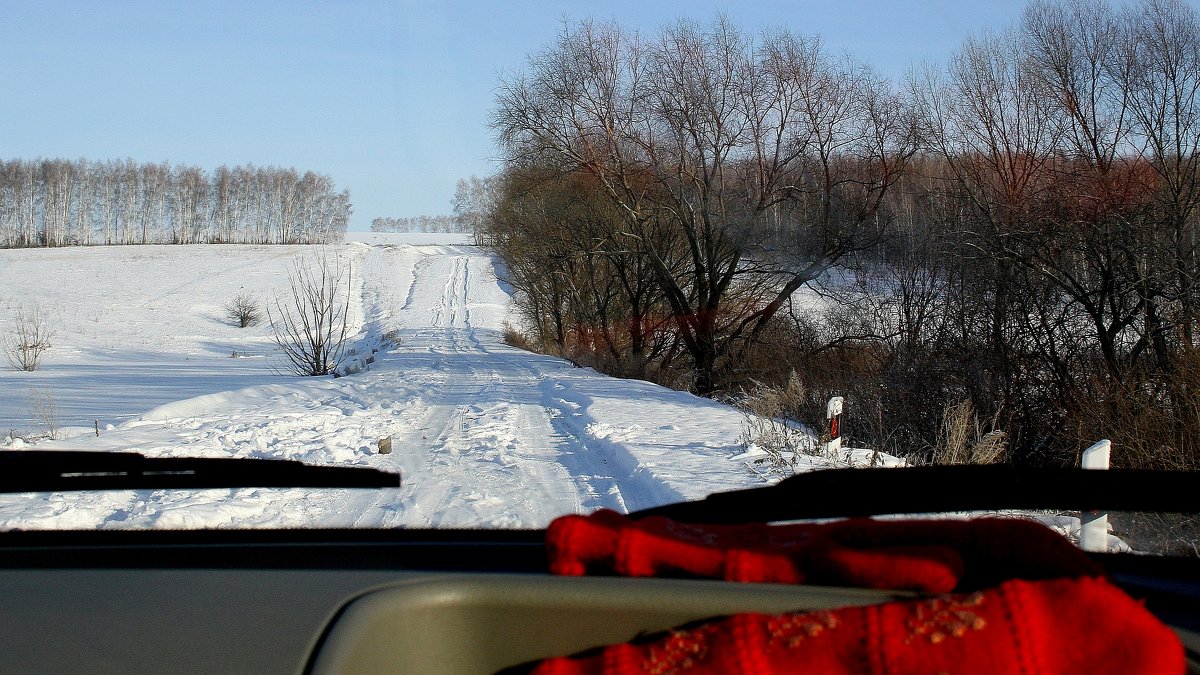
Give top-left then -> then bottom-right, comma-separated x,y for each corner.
371,177 -> 498,235
370,215 -> 463,233
0,158 -> 350,247
485,0 -> 1200,471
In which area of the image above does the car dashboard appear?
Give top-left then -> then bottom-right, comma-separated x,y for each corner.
0,527 -> 1198,675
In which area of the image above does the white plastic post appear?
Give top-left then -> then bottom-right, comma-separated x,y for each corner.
1079,439 -> 1111,552
826,396 -> 844,455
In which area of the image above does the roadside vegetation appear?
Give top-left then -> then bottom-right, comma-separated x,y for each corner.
484,0 -> 1200,472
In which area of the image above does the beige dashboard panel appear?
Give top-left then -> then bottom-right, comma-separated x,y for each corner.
309,574 -> 908,675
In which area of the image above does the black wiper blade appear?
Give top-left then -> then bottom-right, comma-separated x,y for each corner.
0,451 -> 401,493
628,466 -> 1200,524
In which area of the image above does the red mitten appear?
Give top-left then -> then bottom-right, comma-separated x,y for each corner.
546,511 -> 1102,593
526,576 -> 1184,675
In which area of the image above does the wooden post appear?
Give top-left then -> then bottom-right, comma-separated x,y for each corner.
1079,439 -> 1111,552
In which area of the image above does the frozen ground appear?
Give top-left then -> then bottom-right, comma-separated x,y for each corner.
0,239 -> 835,529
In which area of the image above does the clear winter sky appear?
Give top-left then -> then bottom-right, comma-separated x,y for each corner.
0,1 -> 1035,231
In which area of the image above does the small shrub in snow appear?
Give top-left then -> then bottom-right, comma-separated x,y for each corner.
737,374 -> 827,478
224,293 -> 261,328
970,430 -> 1008,465
4,306 -> 52,371
267,251 -> 352,377
25,386 -> 60,441
743,372 -> 808,421
1109,512 -> 1200,557
380,329 -> 402,349
502,322 -> 534,352
740,414 -> 812,479
737,374 -> 889,476
929,400 -> 1007,465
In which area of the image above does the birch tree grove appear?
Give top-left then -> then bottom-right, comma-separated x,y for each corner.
0,158 -> 350,247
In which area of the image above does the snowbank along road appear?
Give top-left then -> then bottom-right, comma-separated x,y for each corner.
0,240 -> 789,529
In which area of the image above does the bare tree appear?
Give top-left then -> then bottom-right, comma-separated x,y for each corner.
452,175 -> 500,240
140,161 -> 169,245
224,293 -> 262,328
481,166 -> 674,375
267,252 -> 354,376
4,306 -> 52,371
1117,0 -> 1200,345
25,386 -> 60,440
493,17 -> 914,393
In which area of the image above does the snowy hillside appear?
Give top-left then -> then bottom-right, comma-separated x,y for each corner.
0,239 -> 848,529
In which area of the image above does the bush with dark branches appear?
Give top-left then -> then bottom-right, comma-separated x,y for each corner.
224,293 -> 261,328
4,306 -> 52,372
267,252 -> 353,376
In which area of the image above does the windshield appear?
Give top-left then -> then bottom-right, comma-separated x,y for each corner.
0,1 -> 1196,555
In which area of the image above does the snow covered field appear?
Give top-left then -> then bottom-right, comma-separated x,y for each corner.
0,238 -> 821,529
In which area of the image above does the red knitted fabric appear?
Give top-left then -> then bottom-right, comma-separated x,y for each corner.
546,510 -> 1104,593
527,576 -> 1185,675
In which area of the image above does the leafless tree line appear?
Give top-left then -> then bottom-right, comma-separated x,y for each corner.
485,0 -> 1200,470
490,16 -> 914,394
370,177 -> 500,235
0,158 -> 350,247
370,215 -> 463,233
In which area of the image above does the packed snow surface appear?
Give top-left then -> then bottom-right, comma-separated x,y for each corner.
0,239 -> 1128,553
0,239 -> 867,530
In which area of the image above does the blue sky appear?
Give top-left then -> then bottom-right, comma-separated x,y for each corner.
0,0 -> 1034,231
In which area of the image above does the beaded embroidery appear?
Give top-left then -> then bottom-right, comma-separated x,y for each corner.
642,624 -> 719,675
905,591 -> 988,644
766,611 -> 841,648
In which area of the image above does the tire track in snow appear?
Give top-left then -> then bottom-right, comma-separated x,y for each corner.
394,361 -> 584,527
390,251 -> 587,526
536,376 -> 685,512
401,254 -> 433,312
381,247 -> 695,526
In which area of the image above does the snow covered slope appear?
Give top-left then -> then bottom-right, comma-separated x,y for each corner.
0,240 -> 804,529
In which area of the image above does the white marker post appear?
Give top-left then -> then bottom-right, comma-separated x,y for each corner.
826,396 -> 844,455
1079,439 -> 1111,552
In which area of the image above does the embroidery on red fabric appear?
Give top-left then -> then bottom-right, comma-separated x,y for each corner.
642,624 -> 719,675
766,611 -> 841,648
905,591 -> 988,645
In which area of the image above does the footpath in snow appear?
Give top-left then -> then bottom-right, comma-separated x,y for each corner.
0,238 -> 799,529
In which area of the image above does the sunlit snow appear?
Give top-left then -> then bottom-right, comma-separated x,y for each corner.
0,235 -> 822,529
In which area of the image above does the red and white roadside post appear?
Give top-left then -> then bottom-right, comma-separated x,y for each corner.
1079,439 -> 1111,552
826,396 -> 844,455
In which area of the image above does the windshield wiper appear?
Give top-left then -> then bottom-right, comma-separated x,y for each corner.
629,466 -> 1200,523
0,451 -> 400,493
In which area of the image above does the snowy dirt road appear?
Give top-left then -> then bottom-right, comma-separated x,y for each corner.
352,247 -> 684,527
0,242 -> 765,529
